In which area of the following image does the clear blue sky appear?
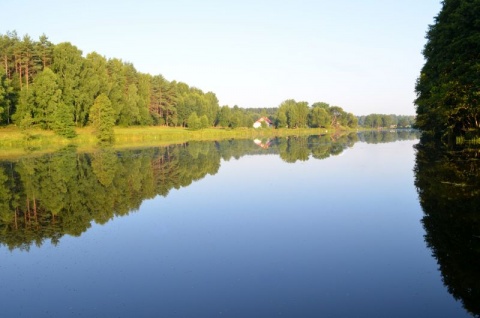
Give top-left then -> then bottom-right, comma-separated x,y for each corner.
3,0 -> 441,115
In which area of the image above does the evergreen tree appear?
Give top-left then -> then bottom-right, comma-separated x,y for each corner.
12,87 -> 33,128
52,102 -> 76,138
0,69 -> 15,124
36,34 -> 53,70
90,93 -> 115,142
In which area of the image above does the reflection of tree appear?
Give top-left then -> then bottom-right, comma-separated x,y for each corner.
91,147 -> 118,187
0,131 -> 420,251
278,136 -> 310,163
359,130 -> 420,144
414,138 -> 480,317
277,133 -> 358,163
0,143 -> 220,250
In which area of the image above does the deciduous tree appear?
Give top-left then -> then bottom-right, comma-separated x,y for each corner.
415,0 -> 480,136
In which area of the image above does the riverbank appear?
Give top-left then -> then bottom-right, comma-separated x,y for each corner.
0,125 -> 348,159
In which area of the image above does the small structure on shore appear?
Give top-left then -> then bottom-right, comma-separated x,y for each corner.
253,117 -> 273,128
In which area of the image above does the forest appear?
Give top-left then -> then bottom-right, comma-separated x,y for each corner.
0,31 -> 414,140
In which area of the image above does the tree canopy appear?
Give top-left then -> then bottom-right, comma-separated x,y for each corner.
415,0 -> 480,137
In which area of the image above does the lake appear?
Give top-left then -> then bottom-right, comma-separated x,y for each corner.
0,131 -> 477,317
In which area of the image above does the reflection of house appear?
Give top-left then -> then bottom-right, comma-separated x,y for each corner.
253,117 -> 273,128
254,138 -> 272,149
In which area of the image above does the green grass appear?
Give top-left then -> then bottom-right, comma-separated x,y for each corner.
0,125 -> 347,159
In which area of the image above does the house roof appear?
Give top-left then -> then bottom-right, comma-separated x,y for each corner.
255,117 -> 273,124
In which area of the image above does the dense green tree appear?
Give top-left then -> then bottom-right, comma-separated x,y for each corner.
0,34 -> 12,78
277,99 -> 296,128
308,106 -> 331,128
19,34 -> 38,90
381,114 -> 394,128
203,92 -> 219,126
346,112 -> 358,128
415,0 -> 480,137
174,82 -> 191,127
0,69 -> 15,124
12,87 -> 32,128
397,117 -> 410,128
229,106 -> 252,128
118,83 -> 140,126
106,58 -> 127,123
217,105 -> 232,127
118,63 -> 142,126
51,42 -> 85,126
52,101 -> 76,138
311,102 -> 330,109
200,114 -> 209,129
329,106 -> 347,127
90,93 -> 115,142
36,34 -> 53,70
14,68 -> 63,130
149,74 -> 177,126
187,112 -> 201,130
79,52 -> 109,126
136,73 -> 152,125
229,108 -> 242,128
282,99 -> 298,128
295,101 -> 309,128
276,109 -> 288,128
32,68 -> 62,129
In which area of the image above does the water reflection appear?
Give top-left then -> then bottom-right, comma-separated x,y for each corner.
414,137 -> 480,317
0,130 -> 419,251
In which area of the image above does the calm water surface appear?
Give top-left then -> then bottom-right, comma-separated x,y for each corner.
0,132 -> 475,317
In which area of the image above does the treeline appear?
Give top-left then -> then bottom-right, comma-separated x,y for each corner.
275,100 -> 357,129
357,114 -> 415,129
0,31 -> 414,138
0,31 -> 228,135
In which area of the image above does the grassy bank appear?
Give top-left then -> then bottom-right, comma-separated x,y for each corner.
0,125 -> 340,159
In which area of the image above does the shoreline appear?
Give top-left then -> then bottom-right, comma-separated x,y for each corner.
0,126 -> 354,160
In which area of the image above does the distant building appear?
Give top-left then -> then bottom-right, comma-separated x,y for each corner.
253,117 -> 273,128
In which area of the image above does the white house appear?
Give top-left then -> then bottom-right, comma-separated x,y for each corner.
253,117 -> 273,128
